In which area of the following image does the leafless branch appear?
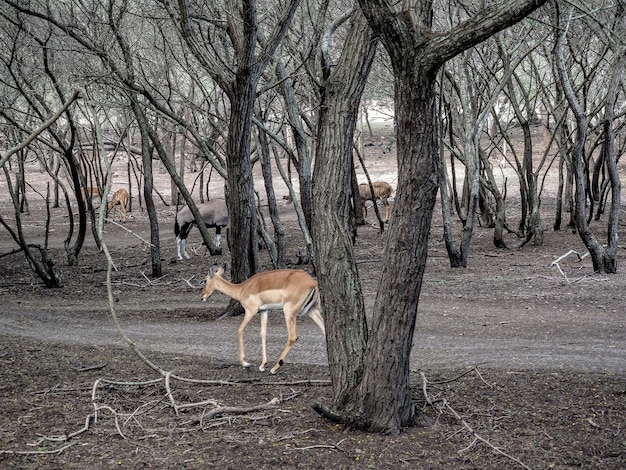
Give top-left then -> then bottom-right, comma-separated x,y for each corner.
0,89 -> 81,168
291,437 -> 347,452
420,371 -> 531,470
184,275 -> 202,288
104,218 -> 154,247
0,442 -> 76,455
551,249 -> 591,282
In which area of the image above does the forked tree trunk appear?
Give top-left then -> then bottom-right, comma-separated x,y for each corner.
341,0 -> 547,433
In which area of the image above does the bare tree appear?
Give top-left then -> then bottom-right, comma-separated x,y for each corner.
0,9 -> 93,266
0,84 -> 81,286
553,1 -> 624,273
310,0 -> 547,434
167,0 -> 303,299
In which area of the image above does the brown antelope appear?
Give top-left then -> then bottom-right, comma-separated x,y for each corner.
358,181 -> 393,222
201,264 -> 326,374
107,188 -> 130,223
80,186 -> 101,202
175,199 -> 228,260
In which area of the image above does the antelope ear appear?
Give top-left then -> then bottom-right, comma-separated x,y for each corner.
221,261 -> 229,271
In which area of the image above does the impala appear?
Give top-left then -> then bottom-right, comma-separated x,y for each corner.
358,181 -> 393,222
107,188 -> 130,223
80,186 -> 101,201
201,264 -> 326,374
175,199 -> 228,260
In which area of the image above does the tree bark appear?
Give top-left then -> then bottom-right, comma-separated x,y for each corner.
131,96 -> 163,278
347,0 -> 548,433
312,6 -> 376,410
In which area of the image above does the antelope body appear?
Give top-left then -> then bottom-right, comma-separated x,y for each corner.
175,199 -> 228,260
201,265 -> 325,374
107,188 -> 130,222
358,181 -> 393,222
81,186 -> 101,201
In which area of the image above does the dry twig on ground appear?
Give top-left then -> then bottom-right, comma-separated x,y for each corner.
420,370 -> 531,470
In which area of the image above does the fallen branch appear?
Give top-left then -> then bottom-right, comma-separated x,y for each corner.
139,271 -> 169,286
292,438 -> 346,452
184,275 -> 201,289
550,249 -> 590,283
73,363 -> 108,373
0,442 -> 76,455
200,397 -> 280,421
420,371 -> 531,470
104,218 -> 154,247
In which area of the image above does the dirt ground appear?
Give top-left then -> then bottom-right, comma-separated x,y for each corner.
1,134 -> 626,469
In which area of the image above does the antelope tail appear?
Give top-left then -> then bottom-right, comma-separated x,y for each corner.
299,288 -> 318,317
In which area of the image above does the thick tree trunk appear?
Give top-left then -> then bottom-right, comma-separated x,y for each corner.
357,67 -> 440,432
225,76 -> 259,287
312,7 -> 376,410
352,0 -> 548,433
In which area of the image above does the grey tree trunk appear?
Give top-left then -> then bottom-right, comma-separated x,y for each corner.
131,96 -> 163,278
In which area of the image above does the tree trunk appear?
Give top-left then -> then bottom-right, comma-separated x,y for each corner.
276,61 -> 314,231
225,75 -> 259,287
599,33 -> 625,273
357,68 -> 440,431
312,7 -> 376,411
554,4 -> 620,273
506,70 -> 544,246
258,126 -> 286,268
65,147 -> 87,266
350,0 -> 548,433
131,97 -> 163,278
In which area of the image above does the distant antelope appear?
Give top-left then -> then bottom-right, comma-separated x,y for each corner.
80,186 -> 101,202
201,264 -> 325,374
175,199 -> 228,260
358,181 -> 393,222
107,188 -> 130,223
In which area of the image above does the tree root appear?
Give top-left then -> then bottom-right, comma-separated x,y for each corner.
311,402 -> 346,425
